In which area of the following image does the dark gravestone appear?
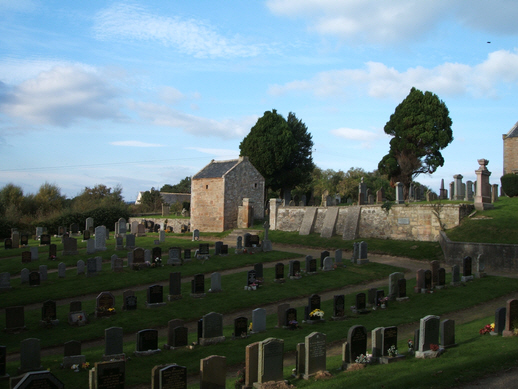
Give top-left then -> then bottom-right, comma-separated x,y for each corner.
29,271 -> 40,286
277,303 -> 290,328
275,263 -> 285,280
152,246 -> 162,261
320,251 -> 330,268
133,248 -> 145,264
355,292 -> 366,311
244,233 -> 251,247
333,295 -> 345,318
5,306 -> 25,332
124,293 -> 137,311
289,260 -> 301,277
40,234 -> 51,245
4,238 -> 12,250
504,299 -> 518,336
249,235 -> 260,247
184,249 -> 191,260
12,370 -> 64,388
83,230 -> 90,241
199,244 -> 210,256
191,274 -> 205,295
397,278 -> 407,298
136,329 -> 159,352
214,241 -> 223,255
376,290 -> 385,306
247,270 -> 257,286
70,301 -> 82,312
285,308 -> 297,327
258,338 -> 284,384
234,316 -> 248,338
95,360 -> 125,389
424,270 -> 432,290
438,268 -> 446,287
152,364 -> 187,389
463,256 -> 472,277
382,326 -> 398,356
20,234 -> 29,246
22,251 -> 31,264
64,340 -> 82,357
168,272 -> 182,299
41,300 -> 57,321
254,263 -> 264,281
306,294 -> 321,320
221,244 -> 228,255
494,307 -> 506,335
202,312 -> 223,339
171,326 -> 188,348
147,284 -> 164,305
48,244 -> 57,259
347,325 -> 367,363
304,332 -> 326,379
0,345 -> 6,377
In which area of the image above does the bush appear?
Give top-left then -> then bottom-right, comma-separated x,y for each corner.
182,202 -> 190,211
501,174 -> 518,197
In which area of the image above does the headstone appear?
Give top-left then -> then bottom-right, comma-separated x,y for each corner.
136,329 -> 160,353
86,258 -> 97,277
146,284 -> 165,307
285,307 -> 297,327
306,294 -> 322,320
85,217 -> 94,232
200,312 -> 225,345
198,243 -> 210,258
152,364 -> 187,389
276,303 -> 290,328
133,247 -> 145,265
462,256 -> 473,281
83,230 -> 90,241
254,263 -> 264,282
96,291 -> 115,317
165,320 -> 187,349
20,268 -> 30,284
305,256 -> 317,274
234,316 -> 248,338
30,246 -> 38,261
12,370 -> 64,388
437,268 -> 446,288
303,332 -> 326,379
168,247 -> 182,265
418,315 -> 440,352
333,294 -> 345,319
152,246 -> 162,262
335,249 -> 343,265
503,299 -> 518,337
252,308 -> 267,333
200,355 -> 226,389
168,272 -> 182,300
451,264 -> 460,285
70,301 -> 82,313
123,290 -> 137,311
19,338 -> 42,373
397,278 -> 407,299
424,269 -> 432,290
210,272 -> 222,293
77,260 -> 85,275
86,238 -> 96,254
388,272 -> 404,299
320,251 -> 330,268
289,260 -> 301,278
113,257 -> 124,273
494,307 -> 506,335
0,272 -> 11,291
62,237 -> 78,255
183,248 -> 191,262
192,229 -> 200,241
38,265 -> 48,281
48,243 -> 57,259
191,273 -> 205,296
359,241 -> 368,260
104,327 -> 125,358
355,292 -> 366,312
371,327 -> 384,360
247,270 -> 257,287
29,271 -> 40,287
258,338 -> 284,383
117,218 -> 127,235
125,233 -> 135,249
274,263 -> 285,282
40,234 -> 51,246
430,260 -> 440,287
368,288 -> 377,306
382,326 -> 398,356
21,251 -> 31,264
347,325 -> 367,364
41,300 -> 58,323
4,238 -> 12,250
214,241 -> 223,255
440,319 -> 456,348
92,360 -> 125,388
395,182 -> 404,204
322,256 -> 334,271
245,342 -> 259,388
62,340 -> 85,369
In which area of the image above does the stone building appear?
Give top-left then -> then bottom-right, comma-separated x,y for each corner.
190,156 -> 265,232
502,121 -> 518,175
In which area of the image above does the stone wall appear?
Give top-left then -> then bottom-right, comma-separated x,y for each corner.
128,217 -> 188,233
190,177 -> 225,232
270,202 -> 474,242
503,135 -> 518,175
439,231 -> 518,271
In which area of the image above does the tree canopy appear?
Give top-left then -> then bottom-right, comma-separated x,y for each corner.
378,87 -> 453,198
161,176 -> 191,193
239,110 -> 315,197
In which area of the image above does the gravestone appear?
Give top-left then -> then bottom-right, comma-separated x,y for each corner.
274,262 -> 285,282
371,327 -> 384,361
62,340 -> 85,369
451,264 -> 460,285
335,249 -> 343,265
247,270 -> 257,287
135,329 -> 160,354
367,288 -> 377,306
245,342 -> 260,388
440,319 -> 456,348
397,278 -> 407,300
12,370 -> 64,388
159,229 -> 166,243
352,242 -> 359,263
289,260 -> 301,279
20,268 -> 30,284
70,223 -> 79,235
424,269 -> 432,290
200,312 -> 225,345
29,271 -> 40,287
48,243 -> 57,259
152,246 -> 162,262
125,234 -> 135,249
191,273 -> 205,297
333,294 -> 346,319
462,256 -> 473,281
123,290 -> 137,311
164,320 -> 187,350
86,238 -> 96,254
76,260 -> 85,275
254,263 -> 264,282
198,243 -> 210,259
305,294 -> 322,321
21,251 -> 31,264
214,241 -> 223,255
4,238 -> 12,250
145,249 -> 151,263
388,272 -> 404,299
305,256 -> 317,274
92,360 -> 125,388
113,257 -> 124,273
381,326 -> 398,357
417,315 -> 440,353
0,272 -> 11,291
437,268 -> 446,288
258,338 -> 284,384
30,246 -> 38,260
210,272 -> 222,293
221,244 -> 228,255
322,256 -> 334,271
346,325 -> 367,365
184,248 -> 191,262
115,236 -> 123,250
62,237 -> 78,255
96,291 -> 115,318
5,306 -> 26,332
234,316 -> 248,338
320,251 -> 330,268
168,272 -> 182,301
151,364 -> 187,389
284,308 -> 297,327
103,327 -> 125,360
40,234 -> 51,246
18,338 -> 43,373
430,260 -> 440,287
83,230 -> 90,241
117,218 -> 127,235
70,301 -> 82,312
86,258 -> 97,277
252,308 -> 267,333
168,247 -> 182,265
41,300 -> 58,324
303,332 -> 326,379
192,229 -> 200,241
200,355 -> 226,389
376,289 -> 385,307
359,241 -> 368,262
355,292 -> 367,312
146,284 -> 166,308
503,299 -> 518,337
277,303 -> 290,328
494,307 -> 506,335
133,248 -> 145,265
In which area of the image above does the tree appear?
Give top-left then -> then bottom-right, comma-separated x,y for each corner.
239,110 -> 315,198
72,184 -> 124,211
139,187 -> 162,212
161,177 -> 191,193
34,182 -> 66,216
378,87 -> 453,198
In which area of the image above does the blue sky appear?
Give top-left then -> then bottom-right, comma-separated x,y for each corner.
1,0 -> 517,201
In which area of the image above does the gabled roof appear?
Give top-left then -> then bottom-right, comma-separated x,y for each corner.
193,159 -> 240,179
504,121 -> 518,138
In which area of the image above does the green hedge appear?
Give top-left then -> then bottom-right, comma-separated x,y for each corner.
501,173 -> 518,197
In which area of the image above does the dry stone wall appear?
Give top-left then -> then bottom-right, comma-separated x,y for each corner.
270,202 -> 473,242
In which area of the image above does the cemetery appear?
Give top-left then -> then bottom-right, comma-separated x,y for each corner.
1,201 -> 518,388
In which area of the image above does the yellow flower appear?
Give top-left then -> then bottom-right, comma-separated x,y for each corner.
490,323 -> 495,330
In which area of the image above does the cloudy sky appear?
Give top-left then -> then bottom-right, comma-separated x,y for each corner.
1,0 -> 517,201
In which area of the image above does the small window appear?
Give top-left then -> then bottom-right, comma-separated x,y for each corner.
254,183 -> 258,189
206,185 -> 209,189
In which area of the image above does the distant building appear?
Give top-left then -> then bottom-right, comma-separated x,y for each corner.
190,156 -> 265,232
135,192 -> 190,206
503,121 -> 518,175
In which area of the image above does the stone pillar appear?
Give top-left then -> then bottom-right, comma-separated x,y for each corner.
358,179 -> 366,205
453,175 -> 463,200
439,179 -> 447,200
395,182 -> 404,204
492,184 -> 499,203
465,181 -> 474,201
474,159 -> 493,210
269,198 -> 282,230
449,182 -> 454,200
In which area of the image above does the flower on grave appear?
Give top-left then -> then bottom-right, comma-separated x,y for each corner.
249,323 -> 253,331
387,345 -> 398,357
71,364 -> 79,372
288,320 -> 299,329
294,271 -> 301,277
479,323 -> 495,335
309,309 -> 324,319
108,307 -> 115,313
235,369 -> 246,389
81,362 -> 90,370
430,343 -> 440,351
50,255 -> 56,260
379,296 -> 389,305
407,339 -> 413,350
355,354 -> 370,364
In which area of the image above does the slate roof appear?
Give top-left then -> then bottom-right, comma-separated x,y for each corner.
193,159 -> 240,179
504,121 -> 518,138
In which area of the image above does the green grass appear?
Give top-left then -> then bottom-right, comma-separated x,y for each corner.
5,275 -> 518,388
268,230 -> 444,261
445,196 -> 518,244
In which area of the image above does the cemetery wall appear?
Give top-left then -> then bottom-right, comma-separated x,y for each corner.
128,218 -> 187,232
271,204 -> 472,242
439,231 -> 518,271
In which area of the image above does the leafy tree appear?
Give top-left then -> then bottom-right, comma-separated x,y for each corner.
72,184 -> 124,211
378,87 -> 453,199
34,182 -> 66,216
239,110 -> 315,198
161,177 -> 191,193
139,187 -> 163,212
0,183 -> 24,216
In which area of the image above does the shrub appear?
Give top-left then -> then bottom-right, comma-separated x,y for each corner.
501,174 -> 518,197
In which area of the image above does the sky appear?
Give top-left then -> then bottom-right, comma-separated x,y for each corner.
1,0 -> 517,202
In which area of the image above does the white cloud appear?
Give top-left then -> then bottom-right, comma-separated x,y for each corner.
0,65 -> 122,126
159,86 -> 184,104
93,3 -> 266,58
110,141 -> 164,147
266,0 -> 518,44
269,50 -> 518,100
131,100 -> 257,139
330,127 -> 388,148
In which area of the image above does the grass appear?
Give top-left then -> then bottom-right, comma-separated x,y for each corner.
445,196 -> 518,244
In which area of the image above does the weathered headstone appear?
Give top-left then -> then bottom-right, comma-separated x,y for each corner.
191,273 -> 205,296
440,319 -> 456,348
76,259 -> 85,275
303,332 -> 326,379
19,338 -> 43,373
258,338 -> 284,384
200,312 -> 225,345
252,308 -> 267,333
417,315 -> 440,353
210,272 -> 222,293
125,233 -> 136,249
123,290 -> 137,311
146,284 -> 166,308
96,291 -> 115,318
168,272 -> 182,301
62,237 -> 78,255
135,329 -> 160,354
200,355 -> 226,389
104,327 -> 125,359
245,342 -> 259,387
5,306 -> 26,332
333,294 -> 345,319
91,360 -> 125,388
234,316 -> 248,338
346,325 -> 367,365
